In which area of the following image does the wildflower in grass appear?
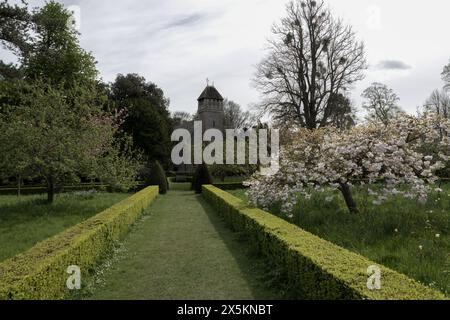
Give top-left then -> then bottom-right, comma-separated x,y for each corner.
435,234 -> 441,238
419,245 -> 423,250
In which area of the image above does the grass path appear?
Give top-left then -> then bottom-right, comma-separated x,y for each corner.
87,185 -> 280,300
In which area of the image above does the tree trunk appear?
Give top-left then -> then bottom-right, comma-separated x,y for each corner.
47,176 -> 55,203
339,183 -> 359,214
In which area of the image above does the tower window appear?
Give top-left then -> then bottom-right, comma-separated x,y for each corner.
213,121 -> 216,128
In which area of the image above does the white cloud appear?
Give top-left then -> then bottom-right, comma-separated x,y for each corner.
2,0 -> 450,116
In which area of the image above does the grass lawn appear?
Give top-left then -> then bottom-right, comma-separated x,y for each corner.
0,192 -> 129,262
229,185 -> 450,296
83,187 -> 287,300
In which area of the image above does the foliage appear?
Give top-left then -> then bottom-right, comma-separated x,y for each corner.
0,186 -> 159,300
327,93 -> 357,129
223,99 -> 252,129
425,89 -> 450,119
23,1 -> 98,87
110,73 -> 172,166
362,82 -> 403,125
245,113 -> 450,214
0,0 -> 31,80
203,185 -> 446,300
192,164 -> 213,194
442,59 -> 450,91
0,80 -> 140,202
254,0 -> 366,129
146,160 -> 168,194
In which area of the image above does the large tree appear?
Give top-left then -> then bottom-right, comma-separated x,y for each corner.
442,59 -> 450,91
23,1 -> 97,87
0,81 -> 140,203
362,82 -> 403,125
110,73 -> 172,167
254,0 -> 366,129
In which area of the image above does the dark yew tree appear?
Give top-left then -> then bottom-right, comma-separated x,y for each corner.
110,73 -> 172,167
24,1 -> 98,87
254,0 -> 366,129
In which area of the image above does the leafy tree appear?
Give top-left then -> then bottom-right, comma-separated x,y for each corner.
23,1 -> 97,87
362,82 -> 403,125
0,0 -> 31,80
0,81 -> 140,203
192,164 -> 213,194
246,113 -> 450,214
254,0 -> 366,129
146,160 -> 168,194
110,73 -> 172,167
171,111 -> 193,127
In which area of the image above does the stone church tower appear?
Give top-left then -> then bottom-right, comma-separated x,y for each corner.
197,85 -> 225,133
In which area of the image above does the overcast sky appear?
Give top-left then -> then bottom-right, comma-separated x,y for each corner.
2,0 -> 450,117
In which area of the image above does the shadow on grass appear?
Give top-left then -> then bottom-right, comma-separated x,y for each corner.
197,194 -> 298,300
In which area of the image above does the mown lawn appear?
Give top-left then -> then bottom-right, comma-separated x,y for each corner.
84,188 -> 285,300
229,184 -> 450,296
0,192 -> 129,262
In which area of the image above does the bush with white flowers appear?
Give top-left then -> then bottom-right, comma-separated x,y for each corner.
245,113 -> 450,214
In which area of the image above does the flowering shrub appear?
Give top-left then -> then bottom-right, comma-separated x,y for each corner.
245,113 -> 450,214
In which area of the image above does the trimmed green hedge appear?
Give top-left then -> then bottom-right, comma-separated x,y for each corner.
202,185 -> 447,300
0,186 -> 159,300
213,182 -> 245,190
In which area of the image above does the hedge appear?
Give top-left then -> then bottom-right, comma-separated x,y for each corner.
202,185 -> 447,300
212,182 -> 245,190
0,184 -> 109,196
0,186 -> 159,300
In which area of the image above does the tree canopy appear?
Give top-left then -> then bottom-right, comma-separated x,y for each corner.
110,73 -> 172,167
362,82 -> 403,125
254,0 -> 366,129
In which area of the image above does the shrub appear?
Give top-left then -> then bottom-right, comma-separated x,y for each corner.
146,160 -> 168,194
202,185 -> 447,300
192,164 -> 212,194
0,186 -> 159,300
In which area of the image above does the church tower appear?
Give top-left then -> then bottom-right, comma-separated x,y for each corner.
197,84 -> 225,133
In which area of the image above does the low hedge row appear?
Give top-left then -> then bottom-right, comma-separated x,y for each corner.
0,184 -> 109,196
202,185 -> 446,300
212,182 -> 245,190
0,186 -> 159,300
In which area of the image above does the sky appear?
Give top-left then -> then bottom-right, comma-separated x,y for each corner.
2,0 -> 450,117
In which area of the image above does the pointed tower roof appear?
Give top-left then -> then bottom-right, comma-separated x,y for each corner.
197,85 -> 224,101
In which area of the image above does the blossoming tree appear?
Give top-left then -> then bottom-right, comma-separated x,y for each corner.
245,113 -> 450,214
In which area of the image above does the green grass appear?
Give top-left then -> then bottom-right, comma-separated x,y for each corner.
230,185 -> 450,296
82,189 -> 287,300
0,192 -> 129,262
